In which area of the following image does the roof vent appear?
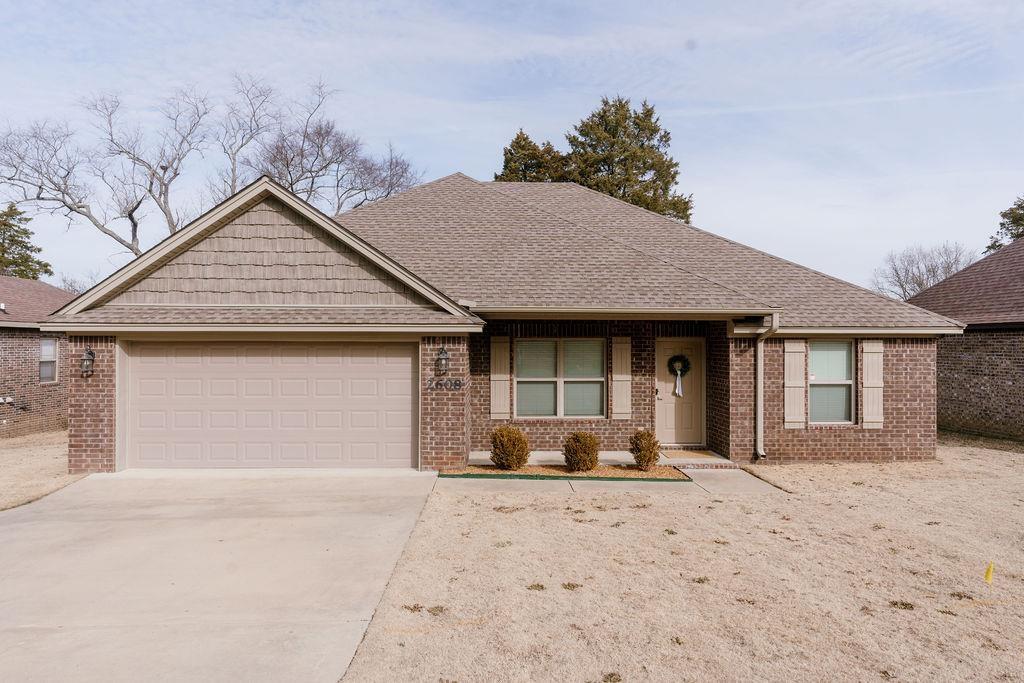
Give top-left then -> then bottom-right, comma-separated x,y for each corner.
0,303 -> 6,312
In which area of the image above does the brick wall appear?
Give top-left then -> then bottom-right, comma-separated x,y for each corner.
67,336 -> 117,473
728,337 -> 937,463
0,328 -> 69,438
419,336 -> 470,470
467,320 -> 729,452
935,329 -> 1024,439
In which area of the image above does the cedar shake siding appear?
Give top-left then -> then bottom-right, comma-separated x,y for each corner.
0,329 -> 69,438
108,197 -> 428,307
935,330 -> 1024,439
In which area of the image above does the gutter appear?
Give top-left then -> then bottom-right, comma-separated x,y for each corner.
754,312 -> 780,461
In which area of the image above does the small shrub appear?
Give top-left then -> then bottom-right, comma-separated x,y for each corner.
563,431 -> 599,471
490,425 -> 530,470
629,429 -> 660,471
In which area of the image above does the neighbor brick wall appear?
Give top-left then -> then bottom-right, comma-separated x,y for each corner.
728,337 -> 937,463
0,329 -> 69,438
468,320 -> 729,452
935,329 -> 1024,439
419,336 -> 470,470
67,336 -> 116,473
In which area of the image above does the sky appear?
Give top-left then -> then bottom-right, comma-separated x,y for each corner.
1,0 -> 1023,289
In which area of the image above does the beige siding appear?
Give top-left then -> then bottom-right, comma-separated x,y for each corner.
111,198 -> 428,306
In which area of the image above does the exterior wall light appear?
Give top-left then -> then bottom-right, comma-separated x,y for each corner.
435,345 -> 450,376
80,347 -> 96,377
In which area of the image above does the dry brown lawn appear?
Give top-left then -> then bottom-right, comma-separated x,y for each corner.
0,430 -> 81,510
346,438 -> 1024,682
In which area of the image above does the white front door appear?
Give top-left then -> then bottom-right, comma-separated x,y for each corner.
655,338 -> 704,445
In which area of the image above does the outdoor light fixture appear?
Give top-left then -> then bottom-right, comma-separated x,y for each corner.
435,345 -> 450,376
80,347 -> 96,377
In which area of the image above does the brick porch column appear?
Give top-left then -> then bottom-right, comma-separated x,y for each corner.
419,336 -> 470,471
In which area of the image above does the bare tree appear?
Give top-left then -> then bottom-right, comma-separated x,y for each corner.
246,82 -> 419,214
85,88 -> 211,234
0,122 -> 147,254
58,268 -> 103,294
871,242 -> 978,300
1,77 -> 419,257
208,75 -> 278,201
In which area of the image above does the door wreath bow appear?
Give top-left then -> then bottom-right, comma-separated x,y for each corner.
667,354 -> 691,397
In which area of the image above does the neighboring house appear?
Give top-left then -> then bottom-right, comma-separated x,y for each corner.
909,239 -> 1024,440
0,276 -> 75,438
43,175 -> 961,473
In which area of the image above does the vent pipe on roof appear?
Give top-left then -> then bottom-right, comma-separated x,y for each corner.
754,312 -> 780,461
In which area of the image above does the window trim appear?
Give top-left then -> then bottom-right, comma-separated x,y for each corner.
513,338 -> 607,419
807,339 -> 855,425
39,337 -> 59,385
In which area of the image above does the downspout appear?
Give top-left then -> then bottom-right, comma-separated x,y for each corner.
754,312 -> 780,461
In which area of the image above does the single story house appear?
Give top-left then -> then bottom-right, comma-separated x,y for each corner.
909,238 -> 1024,439
1,275 -> 74,438
44,174 -> 961,473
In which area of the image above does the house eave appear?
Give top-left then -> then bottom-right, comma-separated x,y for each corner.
731,325 -> 965,337
39,323 -> 485,334
0,322 -> 42,329
472,306 -> 780,320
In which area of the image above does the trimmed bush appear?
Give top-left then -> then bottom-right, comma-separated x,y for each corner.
629,429 -> 661,471
563,431 -> 600,472
490,426 -> 530,470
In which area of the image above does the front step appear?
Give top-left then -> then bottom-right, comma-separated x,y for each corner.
660,449 -> 739,470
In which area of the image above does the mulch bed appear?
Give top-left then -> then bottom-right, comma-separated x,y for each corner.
440,464 -> 690,481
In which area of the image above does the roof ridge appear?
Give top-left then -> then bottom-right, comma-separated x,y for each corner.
338,172 -> 472,219
476,178 -> 778,311
553,180 -> 959,327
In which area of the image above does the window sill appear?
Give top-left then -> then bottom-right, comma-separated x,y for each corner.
511,416 -> 608,421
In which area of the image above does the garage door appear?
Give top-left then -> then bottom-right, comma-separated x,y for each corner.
126,342 -> 417,468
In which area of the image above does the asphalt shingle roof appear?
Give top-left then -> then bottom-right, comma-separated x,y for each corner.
339,174 -> 957,329
0,276 -> 75,327
909,238 -> 1024,326
338,174 -> 774,314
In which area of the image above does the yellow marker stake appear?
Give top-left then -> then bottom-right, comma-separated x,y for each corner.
984,562 -> 995,584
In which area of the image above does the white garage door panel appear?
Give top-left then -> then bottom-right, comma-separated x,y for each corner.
127,342 -> 417,468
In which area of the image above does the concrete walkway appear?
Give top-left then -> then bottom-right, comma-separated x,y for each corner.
0,470 -> 436,683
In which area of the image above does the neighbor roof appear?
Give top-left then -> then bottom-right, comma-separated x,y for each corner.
339,174 -> 958,329
0,276 -> 74,327
909,238 -> 1024,326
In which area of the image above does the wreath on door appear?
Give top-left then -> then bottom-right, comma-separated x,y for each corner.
667,354 -> 691,397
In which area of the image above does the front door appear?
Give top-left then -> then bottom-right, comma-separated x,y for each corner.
655,338 -> 704,445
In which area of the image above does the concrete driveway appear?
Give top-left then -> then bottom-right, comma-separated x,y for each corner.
0,469 -> 436,682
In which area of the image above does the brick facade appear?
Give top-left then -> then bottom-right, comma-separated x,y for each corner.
0,328 -> 69,438
727,337 -> 937,462
67,336 -> 117,474
935,329 -> 1024,439
468,320 -> 729,452
418,336 -> 470,470
63,328 -> 939,473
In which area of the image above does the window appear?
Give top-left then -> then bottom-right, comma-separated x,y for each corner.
39,338 -> 58,383
808,340 -> 853,423
515,339 -> 605,417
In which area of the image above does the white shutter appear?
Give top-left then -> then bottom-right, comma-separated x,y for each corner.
490,336 -> 511,419
862,340 -> 884,429
611,337 -> 631,419
784,339 -> 806,429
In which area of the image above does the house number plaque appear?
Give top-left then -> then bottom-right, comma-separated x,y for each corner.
426,378 -> 464,390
